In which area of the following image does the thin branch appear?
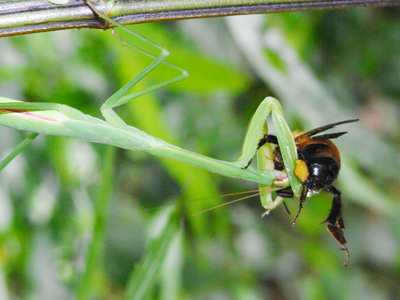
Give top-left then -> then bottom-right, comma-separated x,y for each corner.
0,0 -> 399,37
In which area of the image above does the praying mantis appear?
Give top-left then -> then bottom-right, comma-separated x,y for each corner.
0,1 -> 356,265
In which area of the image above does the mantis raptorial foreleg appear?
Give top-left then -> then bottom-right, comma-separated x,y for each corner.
0,1 -> 302,216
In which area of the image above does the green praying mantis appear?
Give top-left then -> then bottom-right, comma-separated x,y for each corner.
0,1 -> 356,265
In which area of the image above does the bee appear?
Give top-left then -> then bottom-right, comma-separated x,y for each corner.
255,119 -> 359,266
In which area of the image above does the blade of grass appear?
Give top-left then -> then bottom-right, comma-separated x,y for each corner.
77,145 -> 116,300
0,132 -> 39,171
124,208 -> 180,300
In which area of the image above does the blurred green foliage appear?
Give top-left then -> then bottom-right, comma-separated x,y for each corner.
0,6 -> 399,300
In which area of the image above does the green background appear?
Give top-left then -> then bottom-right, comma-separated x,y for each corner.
0,6 -> 399,299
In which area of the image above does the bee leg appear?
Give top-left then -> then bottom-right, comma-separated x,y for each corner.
272,187 -> 293,215
283,202 -> 291,215
244,134 -> 278,169
275,186 -> 293,198
323,185 -> 350,266
256,134 -> 278,149
291,186 -> 308,226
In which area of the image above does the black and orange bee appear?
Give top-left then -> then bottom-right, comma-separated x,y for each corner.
255,119 -> 359,266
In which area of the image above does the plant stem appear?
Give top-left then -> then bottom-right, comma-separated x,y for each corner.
0,0 -> 399,37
